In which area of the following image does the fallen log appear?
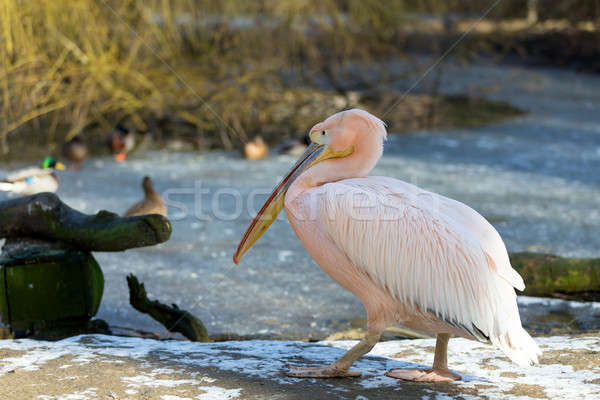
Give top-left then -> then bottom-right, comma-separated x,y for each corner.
0,192 -> 171,251
510,252 -> 600,301
0,193 -> 172,337
126,274 -> 209,342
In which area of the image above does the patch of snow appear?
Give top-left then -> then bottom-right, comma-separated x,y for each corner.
37,388 -> 97,400
2,334 -> 597,399
57,376 -> 81,381
325,336 -> 600,399
121,374 -> 200,389
196,387 -> 242,400
0,344 -> 71,373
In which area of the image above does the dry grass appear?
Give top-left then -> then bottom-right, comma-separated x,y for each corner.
0,0 -> 410,155
1,1 -> 594,157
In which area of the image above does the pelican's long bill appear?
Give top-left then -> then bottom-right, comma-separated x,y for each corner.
233,140 -> 353,264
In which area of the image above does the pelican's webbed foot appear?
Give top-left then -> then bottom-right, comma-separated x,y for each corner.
286,365 -> 362,378
385,368 -> 461,382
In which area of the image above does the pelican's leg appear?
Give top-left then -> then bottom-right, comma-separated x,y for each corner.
287,330 -> 381,378
385,333 -> 461,382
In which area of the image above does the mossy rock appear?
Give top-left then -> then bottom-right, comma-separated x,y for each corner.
0,240 -> 103,332
510,252 -> 600,301
0,193 -> 172,337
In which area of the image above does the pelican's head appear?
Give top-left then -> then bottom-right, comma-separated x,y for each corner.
234,109 -> 386,264
306,109 -> 387,177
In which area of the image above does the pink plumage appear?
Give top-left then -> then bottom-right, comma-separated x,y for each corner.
235,108 -> 540,381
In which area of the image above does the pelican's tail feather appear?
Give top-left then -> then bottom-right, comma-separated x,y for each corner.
0,182 -> 14,192
491,327 -> 541,367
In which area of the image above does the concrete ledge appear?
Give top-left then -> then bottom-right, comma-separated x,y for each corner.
1,334 -> 599,399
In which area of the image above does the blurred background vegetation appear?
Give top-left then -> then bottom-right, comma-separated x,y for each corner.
1,0 -> 599,159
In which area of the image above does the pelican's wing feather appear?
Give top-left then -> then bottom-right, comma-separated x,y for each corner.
319,177 -> 539,366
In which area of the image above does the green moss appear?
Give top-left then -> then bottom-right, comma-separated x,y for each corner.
0,248 -> 103,331
510,252 -> 600,300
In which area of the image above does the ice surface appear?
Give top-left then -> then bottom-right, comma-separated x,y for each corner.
0,62 -> 599,337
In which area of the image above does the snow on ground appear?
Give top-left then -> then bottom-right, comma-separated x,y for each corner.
0,334 -> 599,399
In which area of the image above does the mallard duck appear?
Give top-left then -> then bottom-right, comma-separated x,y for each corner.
124,176 -> 167,216
0,157 -> 66,195
62,135 -> 88,170
244,136 -> 268,160
107,124 -> 135,162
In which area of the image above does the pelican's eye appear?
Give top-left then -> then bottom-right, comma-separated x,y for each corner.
311,129 -> 330,145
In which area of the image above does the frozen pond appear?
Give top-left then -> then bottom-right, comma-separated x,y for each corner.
1,62 -> 599,338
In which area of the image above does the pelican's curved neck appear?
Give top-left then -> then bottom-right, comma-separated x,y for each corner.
287,140 -> 382,202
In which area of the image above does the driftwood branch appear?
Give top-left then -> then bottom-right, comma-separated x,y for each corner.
0,193 -> 171,251
126,274 -> 209,342
510,252 -> 600,301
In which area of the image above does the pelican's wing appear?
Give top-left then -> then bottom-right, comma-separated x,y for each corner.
436,195 -> 525,291
319,177 -> 539,366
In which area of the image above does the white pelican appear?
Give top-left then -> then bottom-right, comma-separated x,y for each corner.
234,109 -> 540,382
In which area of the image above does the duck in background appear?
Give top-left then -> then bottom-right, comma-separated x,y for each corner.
124,176 -> 167,217
275,134 -> 311,157
62,135 -> 88,170
0,157 -> 65,195
107,124 -> 135,162
244,136 -> 268,160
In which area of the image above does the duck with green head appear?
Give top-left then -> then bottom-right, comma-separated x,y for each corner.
0,157 -> 66,195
